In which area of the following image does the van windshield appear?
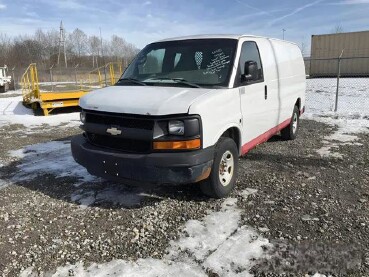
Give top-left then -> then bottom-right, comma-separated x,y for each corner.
120,39 -> 238,88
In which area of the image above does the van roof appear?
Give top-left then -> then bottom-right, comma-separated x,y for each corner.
157,34 -> 258,42
156,34 -> 298,46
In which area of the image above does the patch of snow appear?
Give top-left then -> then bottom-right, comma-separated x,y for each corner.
305,78 -> 369,158
325,132 -> 358,143
87,85 -> 103,89
203,226 -> 269,277
40,259 -> 205,277
306,115 -> 369,158
39,81 -> 75,86
0,178 -> 10,189
1,89 -> 23,95
316,145 -> 343,159
301,214 -> 320,221
21,197 -> 270,277
70,191 -> 96,208
306,78 -> 369,115
95,187 -> 143,206
8,141 -> 96,184
6,141 -> 160,207
167,197 -> 241,261
0,160 -> 9,189
8,148 -> 26,159
240,188 -> 258,199
0,96 -> 79,127
71,186 -> 145,209
19,267 -> 35,277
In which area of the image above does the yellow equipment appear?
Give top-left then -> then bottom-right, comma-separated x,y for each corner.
21,64 -> 91,116
21,62 -> 123,116
88,62 -> 123,88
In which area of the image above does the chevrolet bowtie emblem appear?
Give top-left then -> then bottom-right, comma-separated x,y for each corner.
106,127 -> 122,136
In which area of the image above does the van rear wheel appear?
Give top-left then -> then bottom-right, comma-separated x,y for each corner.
281,106 -> 300,140
200,137 -> 238,198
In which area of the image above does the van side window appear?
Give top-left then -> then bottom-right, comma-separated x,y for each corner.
239,41 -> 263,82
174,53 -> 182,67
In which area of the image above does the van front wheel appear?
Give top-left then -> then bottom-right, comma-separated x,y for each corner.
281,106 -> 300,140
200,137 -> 238,198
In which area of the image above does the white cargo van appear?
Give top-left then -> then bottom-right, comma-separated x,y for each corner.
72,35 -> 306,198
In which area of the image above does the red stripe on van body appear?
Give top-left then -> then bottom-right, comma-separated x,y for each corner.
241,118 -> 291,155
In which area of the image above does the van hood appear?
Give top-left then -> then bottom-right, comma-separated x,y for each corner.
79,85 -> 212,115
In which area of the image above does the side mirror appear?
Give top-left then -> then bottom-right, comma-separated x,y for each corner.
242,60 -> 258,82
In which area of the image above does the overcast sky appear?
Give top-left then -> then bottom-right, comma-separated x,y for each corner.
1,0 -> 369,54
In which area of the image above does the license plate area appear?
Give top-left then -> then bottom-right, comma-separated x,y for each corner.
52,101 -> 64,107
102,159 -> 120,177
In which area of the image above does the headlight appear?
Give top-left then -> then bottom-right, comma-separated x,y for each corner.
168,120 -> 184,135
80,111 -> 86,124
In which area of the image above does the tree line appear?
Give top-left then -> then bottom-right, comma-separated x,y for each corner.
0,27 -> 140,72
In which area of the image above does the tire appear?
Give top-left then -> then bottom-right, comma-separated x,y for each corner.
200,137 -> 239,198
9,80 -> 15,91
0,85 -> 5,93
281,105 -> 300,140
32,103 -> 44,116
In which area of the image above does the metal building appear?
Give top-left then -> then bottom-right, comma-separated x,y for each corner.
310,30 -> 369,77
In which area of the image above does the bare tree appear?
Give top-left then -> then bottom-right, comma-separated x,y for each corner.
8,36 -> 43,68
333,24 -> 344,34
34,29 -> 61,66
69,28 -> 88,60
0,26 -> 139,74
299,36 -> 308,57
45,30 -> 60,65
89,35 -> 100,67
110,35 -> 127,62
0,33 -> 12,65
124,42 -> 139,64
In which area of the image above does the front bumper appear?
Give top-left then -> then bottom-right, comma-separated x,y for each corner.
71,135 -> 214,184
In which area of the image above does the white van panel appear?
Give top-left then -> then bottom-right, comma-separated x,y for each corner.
268,39 -> 306,122
238,38 -> 280,146
188,89 -> 242,150
79,85 -> 214,116
190,38 -> 305,154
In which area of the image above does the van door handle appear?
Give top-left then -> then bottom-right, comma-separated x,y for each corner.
264,85 -> 268,100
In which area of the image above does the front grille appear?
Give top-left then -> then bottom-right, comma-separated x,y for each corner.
84,111 -> 154,153
87,133 -> 151,153
86,112 -> 154,130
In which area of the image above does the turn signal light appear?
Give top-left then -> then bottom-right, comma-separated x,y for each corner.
153,139 -> 201,150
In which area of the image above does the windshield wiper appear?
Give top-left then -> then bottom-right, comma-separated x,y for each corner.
116,78 -> 147,86
147,77 -> 202,88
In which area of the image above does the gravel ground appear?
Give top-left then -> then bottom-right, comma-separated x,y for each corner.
0,119 -> 368,276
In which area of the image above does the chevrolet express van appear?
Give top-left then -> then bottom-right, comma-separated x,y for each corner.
71,35 -> 306,198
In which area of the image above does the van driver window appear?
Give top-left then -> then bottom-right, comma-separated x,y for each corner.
239,42 -> 263,81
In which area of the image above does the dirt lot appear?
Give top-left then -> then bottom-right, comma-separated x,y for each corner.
0,119 -> 368,276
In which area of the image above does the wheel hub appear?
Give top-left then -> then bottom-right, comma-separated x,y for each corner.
292,113 -> 298,133
219,150 -> 234,186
